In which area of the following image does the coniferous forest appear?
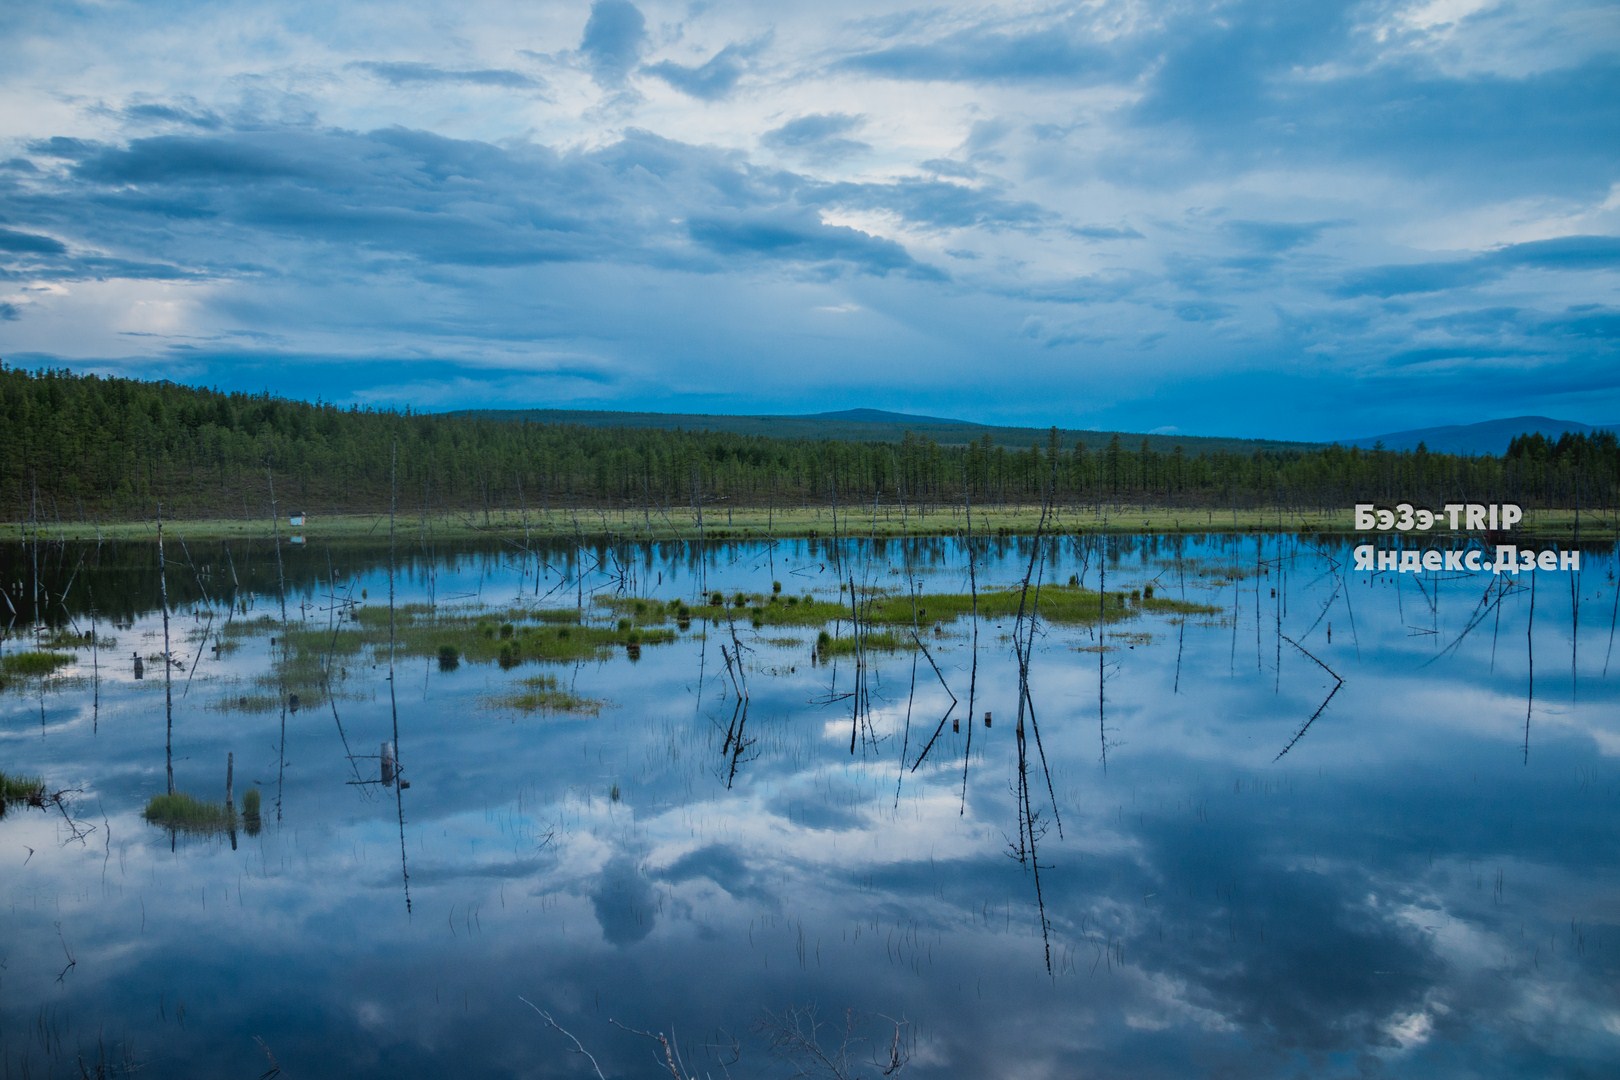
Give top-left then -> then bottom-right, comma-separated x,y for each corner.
2,363 -> 1617,521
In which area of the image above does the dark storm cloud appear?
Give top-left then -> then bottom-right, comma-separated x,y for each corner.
350,61 -> 543,89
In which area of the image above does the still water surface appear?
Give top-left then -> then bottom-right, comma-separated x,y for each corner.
2,533 -> 1617,1077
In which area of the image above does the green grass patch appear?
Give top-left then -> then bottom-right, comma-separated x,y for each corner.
817,630 -> 913,656
1141,595 -> 1222,616
268,604 -> 672,678
0,770 -> 46,805
0,651 -> 74,678
208,693 -> 285,714
842,585 -> 1136,627
36,628 -> 114,650
143,792 -> 235,832
489,674 -> 604,715
222,614 -> 280,639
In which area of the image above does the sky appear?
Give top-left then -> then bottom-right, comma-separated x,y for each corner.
0,0 -> 1616,441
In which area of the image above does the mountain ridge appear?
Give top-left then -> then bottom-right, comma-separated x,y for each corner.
444,406 -> 1313,454
1340,415 -> 1619,455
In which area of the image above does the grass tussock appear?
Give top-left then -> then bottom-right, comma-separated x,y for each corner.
208,693 -> 286,714
1,770 -> 46,807
36,628 -> 114,650
489,674 -> 604,715
1141,595 -> 1222,616
816,630 -> 912,657
0,651 -> 74,678
143,792 -> 235,832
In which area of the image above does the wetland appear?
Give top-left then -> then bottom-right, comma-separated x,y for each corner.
2,529 -> 1618,1077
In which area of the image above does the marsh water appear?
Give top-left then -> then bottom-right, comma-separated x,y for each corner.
2,531 -> 1618,1078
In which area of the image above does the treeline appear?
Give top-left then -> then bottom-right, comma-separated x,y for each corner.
2,364 -> 1617,520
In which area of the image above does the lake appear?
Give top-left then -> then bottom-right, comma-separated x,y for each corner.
2,531 -> 1617,1077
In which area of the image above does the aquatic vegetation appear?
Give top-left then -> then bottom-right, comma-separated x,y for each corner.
294,605 -> 677,668
817,630 -> 910,656
0,650 -> 74,678
0,770 -> 46,810
209,693 -> 291,714
142,792 -> 236,832
241,787 -> 263,835
488,674 -> 604,715
36,627 -> 115,650
603,583 -> 1217,634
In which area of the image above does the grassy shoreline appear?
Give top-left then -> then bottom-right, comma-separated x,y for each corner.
2,503 -> 1615,543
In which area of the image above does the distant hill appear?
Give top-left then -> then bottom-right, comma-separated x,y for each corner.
446,407 -> 1315,455
1341,416 -> 1620,456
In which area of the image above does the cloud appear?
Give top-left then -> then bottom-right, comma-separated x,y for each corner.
686,207 -> 943,279
0,227 -> 67,255
1071,224 -> 1144,241
761,113 -> 869,160
122,102 -> 224,129
654,843 -> 775,904
590,853 -> 657,946
839,22 -> 1118,84
1337,234 -> 1620,297
350,61 -> 543,90
807,178 -> 1051,232
1223,220 -> 1330,254
72,135 -> 311,184
1,0 -> 1614,438
644,40 -> 761,101
579,0 -> 647,87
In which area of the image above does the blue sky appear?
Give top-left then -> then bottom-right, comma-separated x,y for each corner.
0,0 -> 1616,440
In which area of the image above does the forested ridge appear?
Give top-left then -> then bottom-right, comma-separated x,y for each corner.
2,363 -> 1617,521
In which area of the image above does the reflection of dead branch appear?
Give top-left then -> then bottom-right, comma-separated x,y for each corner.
609,1018 -> 688,1080
55,921 -> 76,983
520,997 -> 608,1080
43,787 -> 96,845
756,1005 -> 910,1079
254,1035 -> 282,1080
1272,635 -> 1345,762
720,696 -> 757,789
1421,575 -> 1516,668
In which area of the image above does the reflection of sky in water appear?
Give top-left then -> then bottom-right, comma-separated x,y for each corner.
2,535 -> 1618,1077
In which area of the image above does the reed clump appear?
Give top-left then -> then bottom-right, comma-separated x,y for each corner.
142,792 -> 236,832
488,674 -> 604,715
0,651 -> 74,678
0,770 -> 46,812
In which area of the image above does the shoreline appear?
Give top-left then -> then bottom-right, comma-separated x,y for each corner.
2,504 -> 1614,543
